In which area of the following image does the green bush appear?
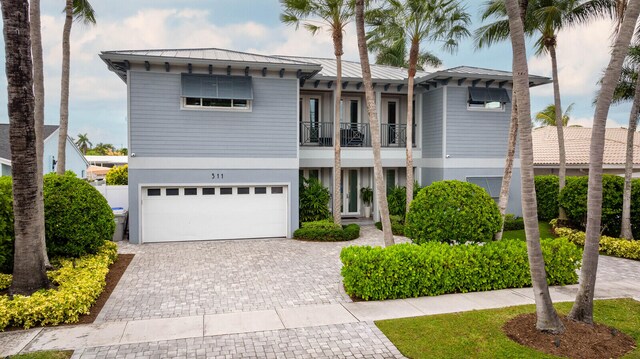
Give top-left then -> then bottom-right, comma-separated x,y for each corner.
44,173 -> 115,257
294,221 -> 360,241
375,215 -> 405,236
0,177 -> 13,273
340,238 -> 582,301
558,175 -> 625,237
387,183 -> 422,218
405,180 -> 502,244
555,226 -> 640,260
503,214 -> 524,231
534,175 -> 561,221
299,178 -> 331,223
105,164 -> 128,185
0,241 -> 117,330
632,179 -> 640,239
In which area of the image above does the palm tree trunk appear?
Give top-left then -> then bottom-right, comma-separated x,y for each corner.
2,0 -> 50,295
332,30 -> 343,226
57,0 -> 73,175
569,0 -> 640,324
29,0 -> 50,268
355,0 -> 394,246
549,44 -> 568,220
620,65 -> 640,240
505,0 -> 564,333
495,92 -> 518,240
405,39 -> 419,216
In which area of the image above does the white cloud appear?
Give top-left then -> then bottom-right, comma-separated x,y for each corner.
528,18 -> 616,98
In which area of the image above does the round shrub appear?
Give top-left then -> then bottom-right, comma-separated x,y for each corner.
404,180 -> 502,244
44,173 -> 115,257
0,177 -> 14,273
558,174 -> 624,237
105,164 -> 128,185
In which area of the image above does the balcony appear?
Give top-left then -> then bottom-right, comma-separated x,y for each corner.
299,122 -> 416,148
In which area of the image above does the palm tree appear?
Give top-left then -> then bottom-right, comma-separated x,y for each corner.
369,35 -> 442,69
569,0 -> 640,324
75,133 -> 92,154
367,0 -> 471,216
476,0 -> 614,227
57,0 -> 96,175
1,0 -> 50,295
30,0 -> 50,268
355,0 -> 395,246
280,0 -> 353,226
504,0 -> 565,334
534,103 -> 574,126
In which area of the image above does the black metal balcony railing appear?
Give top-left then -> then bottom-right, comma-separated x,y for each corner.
299,122 -> 415,147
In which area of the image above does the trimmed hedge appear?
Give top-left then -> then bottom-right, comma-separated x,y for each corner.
0,241 -> 117,330
0,177 -> 13,273
558,175 -> 625,237
503,214 -> 524,231
554,226 -> 640,260
293,221 -> 360,241
340,239 -> 582,300
44,173 -> 115,257
534,175 -> 562,221
405,181 -> 502,244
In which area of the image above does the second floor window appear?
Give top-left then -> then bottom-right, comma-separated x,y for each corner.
181,74 -> 253,111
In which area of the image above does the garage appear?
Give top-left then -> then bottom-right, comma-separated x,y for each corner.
141,185 -> 288,243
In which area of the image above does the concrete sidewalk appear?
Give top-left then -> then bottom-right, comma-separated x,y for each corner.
2,280 -> 637,357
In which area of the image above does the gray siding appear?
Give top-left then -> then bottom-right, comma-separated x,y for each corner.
129,71 -> 298,158
420,167 -> 443,186
422,88 -> 443,158
445,86 -> 515,158
443,167 -> 522,216
128,168 -> 299,244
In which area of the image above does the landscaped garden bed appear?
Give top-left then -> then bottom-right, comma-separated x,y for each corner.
553,225 -> 640,261
376,298 -> 640,359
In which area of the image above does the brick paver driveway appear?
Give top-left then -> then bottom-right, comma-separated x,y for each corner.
97,225 -> 409,323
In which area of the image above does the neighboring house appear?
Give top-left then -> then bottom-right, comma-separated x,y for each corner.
85,155 -> 128,168
533,126 -> 640,177
0,124 -> 89,178
100,47 -> 550,244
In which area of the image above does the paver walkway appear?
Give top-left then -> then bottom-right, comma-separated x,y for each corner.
2,226 -> 639,358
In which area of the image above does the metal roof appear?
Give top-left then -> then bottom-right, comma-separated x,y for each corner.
101,48 -> 317,66
416,65 -> 551,86
278,56 -> 430,82
0,124 -> 58,161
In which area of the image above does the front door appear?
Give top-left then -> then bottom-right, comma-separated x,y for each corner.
341,169 -> 359,215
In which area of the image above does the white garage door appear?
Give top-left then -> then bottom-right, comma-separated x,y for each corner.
141,185 -> 288,243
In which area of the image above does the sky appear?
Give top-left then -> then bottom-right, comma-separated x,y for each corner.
0,0 -> 633,147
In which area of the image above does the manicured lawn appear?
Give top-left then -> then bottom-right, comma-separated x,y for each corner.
376,298 -> 640,359
502,222 -> 555,241
10,351 -> 73,359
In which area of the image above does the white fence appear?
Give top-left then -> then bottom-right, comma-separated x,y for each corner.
93,184 -> 129,210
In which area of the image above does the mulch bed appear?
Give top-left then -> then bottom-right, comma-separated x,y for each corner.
74,253 -> 134,324
503,313 -> 636,359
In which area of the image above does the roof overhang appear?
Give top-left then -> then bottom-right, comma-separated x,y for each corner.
415,70 -> 551,88
0,157 -> 10,166
100,52 -> 322,83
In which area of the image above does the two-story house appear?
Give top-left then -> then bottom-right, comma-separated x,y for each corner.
100,48 -> 550,244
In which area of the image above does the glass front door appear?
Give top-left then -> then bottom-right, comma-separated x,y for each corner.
341,169 -> 359,215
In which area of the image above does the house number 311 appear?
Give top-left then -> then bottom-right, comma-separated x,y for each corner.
212,173 -> 224,180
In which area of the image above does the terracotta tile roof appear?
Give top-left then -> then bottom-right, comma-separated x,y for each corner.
533,126 -> 640,166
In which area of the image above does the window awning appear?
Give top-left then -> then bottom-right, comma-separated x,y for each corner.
181,74 -> 253,100
468,87 -> 511,103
